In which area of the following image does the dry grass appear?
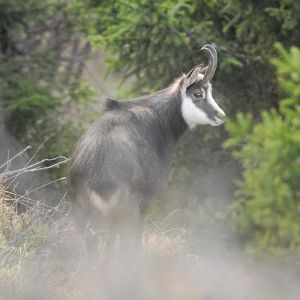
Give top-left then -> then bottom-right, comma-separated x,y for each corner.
1,193 -> 300,300
0,147 -> 76,299
0,187 -> 195,300
1,148 -> 300,300
0,147 -> 195,299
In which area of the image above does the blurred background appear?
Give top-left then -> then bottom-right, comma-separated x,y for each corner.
0,0 -> 300,299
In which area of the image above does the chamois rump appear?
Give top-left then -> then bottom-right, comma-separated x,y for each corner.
69,44 -> 225,256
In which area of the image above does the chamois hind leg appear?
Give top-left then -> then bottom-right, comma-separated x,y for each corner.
106,192 -> 146,259
105,211 -> 144,262
72,199 -> 102,263
119,210 -> 145,255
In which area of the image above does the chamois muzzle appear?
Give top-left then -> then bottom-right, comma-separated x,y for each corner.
201,44 -> 218,85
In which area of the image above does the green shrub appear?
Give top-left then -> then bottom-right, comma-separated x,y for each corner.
224,44 -> 300,252
72,0 -> 300,192
81,0 -> 300,112
0,0 -> 96,176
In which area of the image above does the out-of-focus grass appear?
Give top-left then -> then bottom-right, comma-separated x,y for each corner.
2,184 -> 299,300
0,148 -> 195,299
0,182 -> 194,300
1,149 -> 300,300
0,148 -> 79,299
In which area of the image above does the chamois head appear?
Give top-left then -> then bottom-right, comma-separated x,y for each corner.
180,44 -> 225,128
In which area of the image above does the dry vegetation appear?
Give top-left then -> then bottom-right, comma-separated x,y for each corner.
0,149 -> 77,299
1,149 -> 300,300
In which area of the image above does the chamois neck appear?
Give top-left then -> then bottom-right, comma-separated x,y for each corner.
153,89 -> 187,141
130,86 -> 187,141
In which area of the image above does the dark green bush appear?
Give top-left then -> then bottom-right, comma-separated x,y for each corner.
75,0 -> 300,189
0,0 -> 95,172
225,44 -> 300,252
82,0 -> 300,112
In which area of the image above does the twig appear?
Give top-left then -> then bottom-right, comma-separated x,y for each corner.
0,146 -> 32,171
25,177 -> 66,195
23,137 -> 51,169
2,156 -> 69,181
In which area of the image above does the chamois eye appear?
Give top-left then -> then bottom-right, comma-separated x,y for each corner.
193,89 -> 204,99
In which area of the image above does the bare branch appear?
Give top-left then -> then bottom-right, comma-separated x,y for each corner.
0,146 -> 32,171
1,156 -> 69,182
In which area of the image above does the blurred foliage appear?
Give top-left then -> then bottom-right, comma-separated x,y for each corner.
72,0 -> 300,188
0,181 -> 79,298
0,0 -> 95,170
0,0 -> 300,253
76,0 -> 299,110
225,44 -> 300,252
78,0 -> 300,251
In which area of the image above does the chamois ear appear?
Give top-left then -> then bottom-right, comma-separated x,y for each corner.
185,64 -> 206,87
105,97 -> 122,110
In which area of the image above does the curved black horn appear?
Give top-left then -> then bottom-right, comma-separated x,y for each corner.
206,44 -> 218,76
200,44 -> 218,84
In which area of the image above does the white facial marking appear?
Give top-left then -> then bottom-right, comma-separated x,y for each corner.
207,84 -> 225,117
181,89 -> 211,128
180,82 -> 225,128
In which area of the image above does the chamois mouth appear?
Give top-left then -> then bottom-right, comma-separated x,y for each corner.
210,116 -> 224,126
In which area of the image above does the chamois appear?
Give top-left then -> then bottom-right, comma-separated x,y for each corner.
69,44 -> 225,257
